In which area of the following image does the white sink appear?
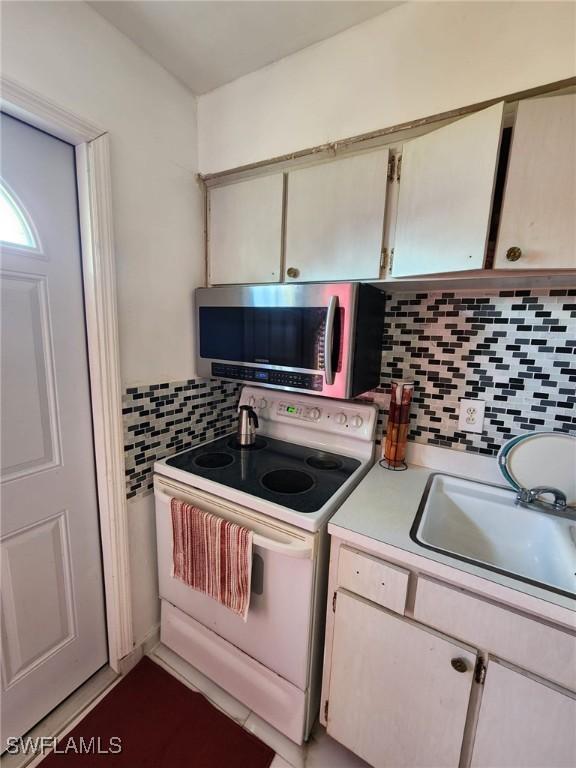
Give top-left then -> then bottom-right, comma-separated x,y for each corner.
412,474 -> 576,596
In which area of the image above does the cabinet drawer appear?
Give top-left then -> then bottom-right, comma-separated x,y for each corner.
414,577 -> 576,691
338,547 -> 409,614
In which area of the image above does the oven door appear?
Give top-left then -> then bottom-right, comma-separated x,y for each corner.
154,477 -> 317,690
195,282 -> 356,398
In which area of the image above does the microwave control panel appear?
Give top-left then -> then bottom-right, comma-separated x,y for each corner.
211,363 -> 323,392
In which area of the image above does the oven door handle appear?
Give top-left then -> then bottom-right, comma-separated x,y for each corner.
253,533 -> 313,559
156,485 -> 314,560
324,295 -> 338,386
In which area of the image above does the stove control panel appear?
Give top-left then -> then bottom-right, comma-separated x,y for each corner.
275,400 -> 369,431
277,402 -> 322,421
239,385 -> 378,449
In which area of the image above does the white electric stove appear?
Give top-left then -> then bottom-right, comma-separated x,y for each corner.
154,386 -> 377,744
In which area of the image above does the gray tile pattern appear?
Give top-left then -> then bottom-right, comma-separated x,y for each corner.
122,288 -> 575,498
372,288 -> 576,455
123,379 -> 240,498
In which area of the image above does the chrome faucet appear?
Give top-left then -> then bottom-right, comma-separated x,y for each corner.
515,486 -> 573,518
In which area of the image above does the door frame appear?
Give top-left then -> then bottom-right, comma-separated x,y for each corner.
1,76 -> 134,671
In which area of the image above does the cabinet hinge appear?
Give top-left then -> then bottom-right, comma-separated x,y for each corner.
388,248 -> 394,272
324,700 -> 329,720
387,154 -> 395,181
396,153 -> 402,181
380,247 -> 388,271
474,657 -> 487,685
332,591 -> 337,613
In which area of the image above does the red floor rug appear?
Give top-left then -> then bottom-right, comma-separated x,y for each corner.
41,656 -> 275,767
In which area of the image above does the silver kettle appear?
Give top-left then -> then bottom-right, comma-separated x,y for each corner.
237,404 -> 259,446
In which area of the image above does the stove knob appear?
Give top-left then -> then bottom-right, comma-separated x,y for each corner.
351,415 -> 364,429
309,407 -> 321,420
335,412 -> 347,425
259,398 -> 268,409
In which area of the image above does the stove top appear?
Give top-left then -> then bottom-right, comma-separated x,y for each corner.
165,434 -> 360,514
155,386 -> 378,531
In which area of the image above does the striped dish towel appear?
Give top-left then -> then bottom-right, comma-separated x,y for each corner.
170,498 -> 253,620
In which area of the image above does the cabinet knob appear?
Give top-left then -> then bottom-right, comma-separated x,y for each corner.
286,267 -> 300,279
450,657 -> 469,673
506,246 -> 522,262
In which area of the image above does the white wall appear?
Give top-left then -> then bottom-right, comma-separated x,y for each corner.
2,0 -> 204,388
198,1 -> 576,173
1,0 -> 206,646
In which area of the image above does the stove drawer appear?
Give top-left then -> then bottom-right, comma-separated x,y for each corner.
161,601 -> 307,743
338,546 -> 409,615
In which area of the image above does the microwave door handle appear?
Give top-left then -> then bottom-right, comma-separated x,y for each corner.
324,295 -> 338,386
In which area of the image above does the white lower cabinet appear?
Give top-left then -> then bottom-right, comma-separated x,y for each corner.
471,660 -> 576,768
326,590 -> 476,768
322,540 -> 576,768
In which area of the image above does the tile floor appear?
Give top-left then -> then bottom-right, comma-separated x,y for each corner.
149,644 -> 369,767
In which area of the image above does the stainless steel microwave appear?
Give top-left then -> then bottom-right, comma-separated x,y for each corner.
195,283 -> 385,399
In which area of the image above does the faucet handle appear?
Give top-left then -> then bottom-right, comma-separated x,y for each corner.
527,486 -> 567,510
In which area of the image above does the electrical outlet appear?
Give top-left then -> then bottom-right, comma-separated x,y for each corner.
458,398 -> 485,433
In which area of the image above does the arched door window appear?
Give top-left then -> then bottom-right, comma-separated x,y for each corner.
0,181 -> 39,249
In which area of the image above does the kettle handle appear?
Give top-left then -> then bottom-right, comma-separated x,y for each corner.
249,409 -> 259,429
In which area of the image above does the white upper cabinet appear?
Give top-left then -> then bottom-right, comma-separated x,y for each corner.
392,103 -> 504,277
285,149 -> 389,282
208,174 -> 284,285
495,94 -> 576,270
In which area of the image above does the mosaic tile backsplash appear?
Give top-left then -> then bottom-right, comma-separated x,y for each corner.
123,379 -> 240,498
372,288 -> 575,454
122,288 -> 575,499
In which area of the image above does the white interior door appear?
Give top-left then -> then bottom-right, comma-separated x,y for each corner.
327,590 -> 476,768
495,94 -> 576,270
392,102 -> 504,276
0,113 -> 107,743
471,660 -> 576,768
285,149 -> 389,282
208,174 -> 284,285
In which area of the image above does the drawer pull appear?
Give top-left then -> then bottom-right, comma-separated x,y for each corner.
451,657 -> 469,673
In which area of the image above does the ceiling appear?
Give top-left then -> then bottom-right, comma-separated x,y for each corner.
89,1 -> 402,95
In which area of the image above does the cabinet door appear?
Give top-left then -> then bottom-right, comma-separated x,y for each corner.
208,174 -> 283,285
392,103 -> 504,277
472,660 -> 576,768
327,590 -> 476,768
495,94 -> 576,270
285,149 -> 388,282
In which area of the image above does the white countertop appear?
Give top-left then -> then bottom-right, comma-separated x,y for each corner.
329,443 -> 576,622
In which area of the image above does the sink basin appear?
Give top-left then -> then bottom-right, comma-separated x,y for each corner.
412,474 -> 576,597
